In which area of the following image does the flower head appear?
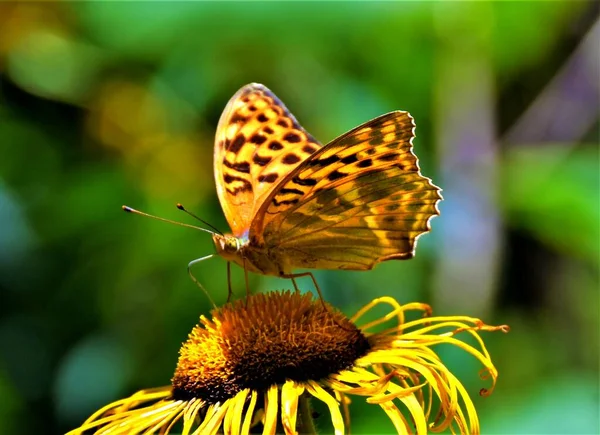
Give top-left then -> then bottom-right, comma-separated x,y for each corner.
67,291 -> 508,435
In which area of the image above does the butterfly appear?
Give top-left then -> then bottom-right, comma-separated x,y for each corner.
209,83 -> 441,292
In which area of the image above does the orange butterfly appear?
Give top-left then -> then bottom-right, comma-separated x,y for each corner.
209,83 -> 441,292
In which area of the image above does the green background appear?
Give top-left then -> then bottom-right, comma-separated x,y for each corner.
0,2 -> 598,434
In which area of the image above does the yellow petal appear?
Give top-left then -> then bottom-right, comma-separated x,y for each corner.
241,390 -> 258,434
281,380 -> 305,435
262,384 -> 279,435
226,389 -> 249,435
305,381 -> 344,435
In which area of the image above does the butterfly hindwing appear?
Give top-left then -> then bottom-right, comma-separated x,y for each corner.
254,111 -> 442,270
214,84 -> 322,237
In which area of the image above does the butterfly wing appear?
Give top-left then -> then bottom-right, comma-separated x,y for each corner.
214,83 -> 322,237
253,111 -> 441,271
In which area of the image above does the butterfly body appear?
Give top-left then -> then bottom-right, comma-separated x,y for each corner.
213,233 -> 291,276
212,83 -> 442,278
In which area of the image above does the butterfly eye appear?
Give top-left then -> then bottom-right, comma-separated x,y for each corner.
225,237 -> 239,253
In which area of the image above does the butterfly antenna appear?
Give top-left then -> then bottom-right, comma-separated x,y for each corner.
122,205 -> 217,236
176,203 -> 223,236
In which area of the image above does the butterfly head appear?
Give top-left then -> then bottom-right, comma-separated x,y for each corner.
213,233 -> 241,259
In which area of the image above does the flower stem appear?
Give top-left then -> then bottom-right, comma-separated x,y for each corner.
297,394 -> 317,434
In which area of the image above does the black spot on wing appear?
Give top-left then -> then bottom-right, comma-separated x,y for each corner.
341,154 -> 358,164
223,174 -> 252,194
250,134 -> 267,145
277,119 -> 290,128
357,159 -> 373,168
230,114 -> 247,124
226,185 -> 252,195
228,135 -> 245,153
279,188 -> 304,196
314,188 -> 338,205
368,133 -> 384,146
224,174 -> 249,185
283,132 -> 301,143
292,176 -> 317,186
327,170 -> 346,181
253,154 -> 272,166
282,153 -> 301,164
302,145 -> 319,154
257,113 -> 269,122
269,141 -> 284,151
378,153 -> 399,162
369,117 -> 388,129
342,134 -> 364,146
272,198 -> 299,207
258,173 -> 278,183
310,154 -> 340,167
223,160 -> 250,174
263,126 -> 274,134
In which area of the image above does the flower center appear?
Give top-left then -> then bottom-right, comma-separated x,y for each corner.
172,291 -> 371,404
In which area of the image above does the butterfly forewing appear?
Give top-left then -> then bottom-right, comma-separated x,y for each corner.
255,111 -> 442,270
214,83 -> 322,237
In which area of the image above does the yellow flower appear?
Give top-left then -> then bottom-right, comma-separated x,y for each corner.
67,291 -> 508,435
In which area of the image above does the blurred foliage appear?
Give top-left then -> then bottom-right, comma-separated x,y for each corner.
0,2 -> 598,434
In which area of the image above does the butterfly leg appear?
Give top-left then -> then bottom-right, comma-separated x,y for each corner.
188,255 -> 216,308
282,272 -> 324,300
226,261 -> 234,303
282,272 -> 353,331
291,277 -> 300,292
242,257 -> 251,307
